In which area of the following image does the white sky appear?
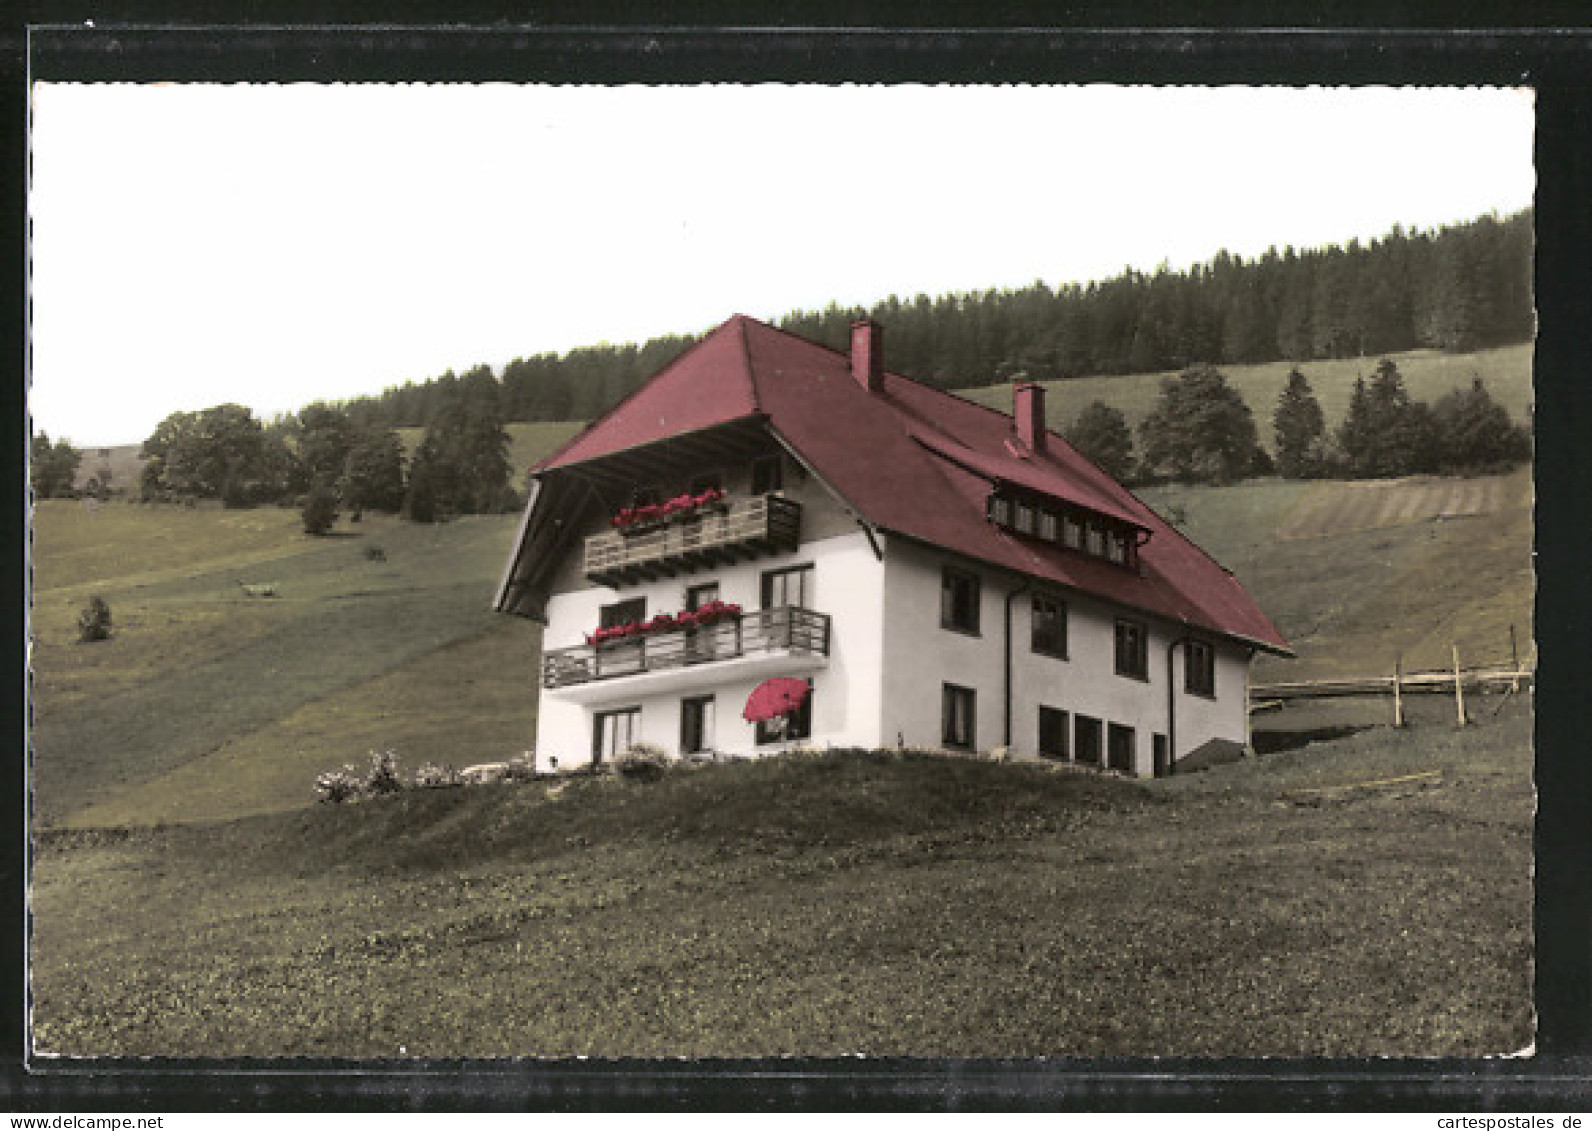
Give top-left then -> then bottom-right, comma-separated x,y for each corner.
29,83 -> 1535,448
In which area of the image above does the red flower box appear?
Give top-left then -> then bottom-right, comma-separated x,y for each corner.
610,487 -> 726,531
585,599 -> 742,646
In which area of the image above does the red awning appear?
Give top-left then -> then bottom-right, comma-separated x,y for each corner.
742,677 -> 811,723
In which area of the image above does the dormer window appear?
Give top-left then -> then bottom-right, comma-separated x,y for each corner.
985,487 -> 1141,571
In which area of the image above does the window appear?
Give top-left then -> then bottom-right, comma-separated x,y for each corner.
1062,515 -> 1083,549
680,696 -> 715,756
1074,715 -> 1103,765
688,472 -> 723,495
685,583 -> 721,661
1107,530 -> 1129,565
1186,639 -> 1216,697
1114,618 -> 1148,680
941,566 -> 981,634
1038,508 -> 1059,541
592,707 -> 641,764
1014,500 -> 1035,535
751,455 -> 783,495
761,563 -> 813,609
599,597 -> 646,630
942,683 -> 976,749
756,679 -> 812,744
1038,706 -> 1069,759
1085,523 -> 1106,557
1153,733 -> 1170,777
1107,723 -> 1137,774
1031,594 -> 1068,659
987,495 -> 1012,526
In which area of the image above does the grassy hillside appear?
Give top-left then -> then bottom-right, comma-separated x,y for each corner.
31,702 -> 1531,1058
30,502 -> 538,828
958,342 -> 1533,450
1137,466 -> 1534,682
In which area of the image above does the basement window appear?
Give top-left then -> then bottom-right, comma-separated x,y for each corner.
1038,706 -> 1069,759
1074,715 -> 1103,765
1107,723 -> 1137,774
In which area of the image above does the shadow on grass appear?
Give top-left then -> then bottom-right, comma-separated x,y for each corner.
1252,723 -> 1374,756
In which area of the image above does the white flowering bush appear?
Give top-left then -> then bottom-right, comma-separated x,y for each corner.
613,742 -> 671,782
314,747 -> 402,803
412,762 -> 462,789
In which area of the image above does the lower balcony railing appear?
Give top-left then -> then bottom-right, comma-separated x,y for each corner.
542,605 -> 831,690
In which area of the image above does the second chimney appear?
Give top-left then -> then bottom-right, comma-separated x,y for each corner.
1014,379 -> 1046,454
850,319 -> 883,393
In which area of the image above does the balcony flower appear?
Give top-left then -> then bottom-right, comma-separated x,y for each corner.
610,486 -> 727,530
584,599 -> 742,646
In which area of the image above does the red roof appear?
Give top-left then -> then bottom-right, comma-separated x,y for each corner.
535,314 -> 1290,654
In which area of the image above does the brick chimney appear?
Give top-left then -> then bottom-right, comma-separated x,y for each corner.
1013,379 -> 1046,454
850,319 -> 883,393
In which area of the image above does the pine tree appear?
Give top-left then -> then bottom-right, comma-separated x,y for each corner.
1065,401 -> 1136,483
1272,369 -> 1327,478
1431,377 -> 1531,472
1137,365 -> 1262,485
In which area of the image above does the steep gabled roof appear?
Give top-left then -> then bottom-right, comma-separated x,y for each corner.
522,314 -> 1290,655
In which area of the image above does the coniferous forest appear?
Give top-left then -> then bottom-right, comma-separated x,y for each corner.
341,209 -> 1531,430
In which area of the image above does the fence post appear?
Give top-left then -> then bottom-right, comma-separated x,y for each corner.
1393,656 -> 1405,728
1453,643 -> 1468,727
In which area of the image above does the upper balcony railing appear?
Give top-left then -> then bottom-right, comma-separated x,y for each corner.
583,493 -> 802,587
542,605 -> 831,690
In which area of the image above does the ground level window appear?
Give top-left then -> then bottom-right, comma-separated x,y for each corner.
593,707 -> 641,764
680,695 -> 715,756
942,683 -> 976,748
1186,639 -> 1216,697
1153,733 -> 1170,777
1115,618 -> 1148,680
1107,723 -> 1136,774
1074,715 -> 1103,765
756,679 -> 813,744
1038,706 -> 1069,758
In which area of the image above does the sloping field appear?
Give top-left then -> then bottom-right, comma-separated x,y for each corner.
31,702 -> 1531,1058
957,342 -> 1533,448
29,501 -> 536,828
1275,475 -> 1512,541
1138,466 -> 1533,682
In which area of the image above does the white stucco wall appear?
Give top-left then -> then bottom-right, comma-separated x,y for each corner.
534,529 -> 886,770
878,535 -> 1253,776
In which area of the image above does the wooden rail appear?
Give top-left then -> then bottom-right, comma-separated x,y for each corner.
1251,665 -> 1533,702
542,605 -> 831,690
583,493 -> 802,586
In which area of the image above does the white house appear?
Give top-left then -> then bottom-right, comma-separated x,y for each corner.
495,315 -> 1291,776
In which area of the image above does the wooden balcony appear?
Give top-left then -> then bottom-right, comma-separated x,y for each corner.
583,493 -> 802,587
542,605 -> 831,692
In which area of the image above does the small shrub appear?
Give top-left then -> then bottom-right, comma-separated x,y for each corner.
364,747 -> 402,795
613,742 -> 671,782
363,544 -> 387,562
412,762 -> 461,789
76,596 -> 112,643
314,765 -> 364,804
503,753 -> 537,783
301,484 -> 339,536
